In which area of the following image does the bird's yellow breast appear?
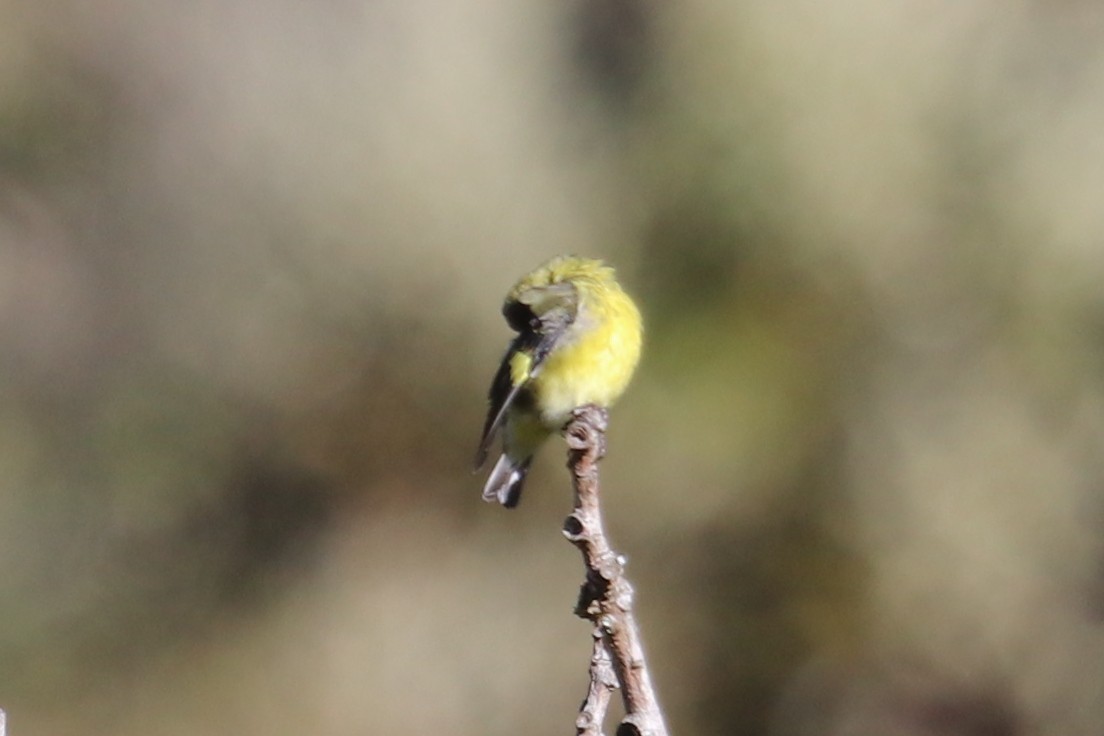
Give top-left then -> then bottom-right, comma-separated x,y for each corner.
529,285 -> 642,427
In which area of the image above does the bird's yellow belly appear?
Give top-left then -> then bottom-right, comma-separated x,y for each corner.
530,310 -> 640,428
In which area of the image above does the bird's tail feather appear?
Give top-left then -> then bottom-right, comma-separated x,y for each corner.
483,454 -> 531,508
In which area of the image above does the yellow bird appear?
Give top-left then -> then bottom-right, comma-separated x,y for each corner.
475,256 -> 643,508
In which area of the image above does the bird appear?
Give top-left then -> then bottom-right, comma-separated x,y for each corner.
474,255 -> 643,508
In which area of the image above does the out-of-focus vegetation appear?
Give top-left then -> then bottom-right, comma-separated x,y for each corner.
3,1 -> 1104,734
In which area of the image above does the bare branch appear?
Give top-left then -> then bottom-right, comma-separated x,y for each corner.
576,626 -> 619,736
563,405 -> 670,736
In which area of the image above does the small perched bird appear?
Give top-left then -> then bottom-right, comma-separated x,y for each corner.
475,255 -> 643,508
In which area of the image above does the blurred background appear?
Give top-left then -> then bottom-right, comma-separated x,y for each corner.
3,1 -> 1104,734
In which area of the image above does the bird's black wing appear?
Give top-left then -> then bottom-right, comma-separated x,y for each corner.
473,284 -> 578,470
474,333 -> 535,469
474,308 -> 578,470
